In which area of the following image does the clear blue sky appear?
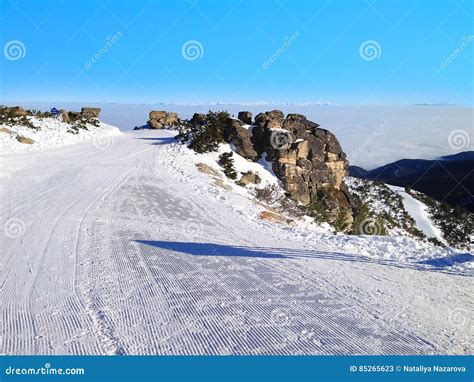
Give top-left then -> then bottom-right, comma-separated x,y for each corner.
1,0 -> 472,105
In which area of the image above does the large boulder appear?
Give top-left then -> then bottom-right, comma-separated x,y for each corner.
224,118 -> 259,161
255,110 -> 285,129
148,110 -> 180,129
59,109 -> 69,123
237,111 -> 252,125
7,106 -> 27,117
16,135 -> 35,144
81,107 -> 101,119
190,113 -> 207,125
68,111 -> 81,122
237,171 -> 261,187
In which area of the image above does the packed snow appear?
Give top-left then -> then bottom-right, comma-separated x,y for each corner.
0,117 -> 121,156
1,127 -> 471,355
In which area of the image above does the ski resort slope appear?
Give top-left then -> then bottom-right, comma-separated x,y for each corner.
0,130 -> 472,355
388,185 -> 445,243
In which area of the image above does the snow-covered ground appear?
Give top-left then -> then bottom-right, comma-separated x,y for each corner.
0,128 -> 472,355
389,185 -> 446,243
0,117 -> 121,156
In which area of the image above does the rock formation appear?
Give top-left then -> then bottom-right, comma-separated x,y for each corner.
81,107 -> 101,119
223,118 -> 259,161
5,106 -> 28,117
148,111 -> 179,129
237,111 -> 252,124
228,110 -> 353,229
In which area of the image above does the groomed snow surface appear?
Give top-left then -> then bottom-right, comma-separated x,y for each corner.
0,117 -> 121,156
0,127 -> 472,355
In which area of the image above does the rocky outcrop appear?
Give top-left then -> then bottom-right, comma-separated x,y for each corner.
59,109 -> 69,123
237,171 -> 261,187
190,113 -> 207,126
67,111 -> 81,122
5,106 -> 27,117
238,111 -> 252,124
148,111 -> 179,129
223,118 -> 259,161
81,107 -> 101,119
16,135 -> 35,144
225,110 -> 353,229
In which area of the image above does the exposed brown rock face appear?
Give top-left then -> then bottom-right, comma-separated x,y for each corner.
237,111 -> 252,124
237,171 -> 261,187
68,111 -> 81,122
190,113 -> 207,125
148,111 -> 179,129
81,107 -> 101,119
59,109 -> 69,123
224,118 -> 259,161
226,110 -> 353,229
6,106 -> 28,117
16,135 -> 35,144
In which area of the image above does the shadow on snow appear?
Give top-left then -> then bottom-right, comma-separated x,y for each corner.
133,240 -> 471,276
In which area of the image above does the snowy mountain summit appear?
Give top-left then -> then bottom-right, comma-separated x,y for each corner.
0,105 -> 121,155
1,106 -> 472,355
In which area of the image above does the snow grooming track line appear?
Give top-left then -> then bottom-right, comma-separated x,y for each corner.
74,164 -> 143,355
1,183 -> 92,354
147,136 -> 441,354
2,129 -> 471,355
254,255 -> 437,354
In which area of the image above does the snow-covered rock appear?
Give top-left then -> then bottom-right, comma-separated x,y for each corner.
0,113 -> 121,156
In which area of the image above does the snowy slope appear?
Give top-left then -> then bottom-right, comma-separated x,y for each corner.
0,129 -> 472,355
0,116 -> 121,156
388,185 -> 445,243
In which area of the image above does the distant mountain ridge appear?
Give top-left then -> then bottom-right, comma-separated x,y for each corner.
349,152 -> 474,212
